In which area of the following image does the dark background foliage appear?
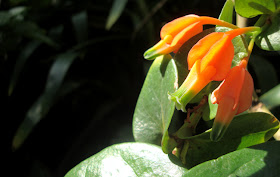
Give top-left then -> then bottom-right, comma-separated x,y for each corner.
2,0 -> 279,176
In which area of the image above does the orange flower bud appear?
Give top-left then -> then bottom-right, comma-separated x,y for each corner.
210,60 -> 254,141
168,27 -> 258,112
187,32 -> 234,80
144,15 -> 238,60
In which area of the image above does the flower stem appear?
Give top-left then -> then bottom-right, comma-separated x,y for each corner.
226,26 -> 261,39
199,16 -> 239,29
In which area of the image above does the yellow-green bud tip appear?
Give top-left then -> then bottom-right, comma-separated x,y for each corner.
143,48 -> 160,60
210,121 -> 230,142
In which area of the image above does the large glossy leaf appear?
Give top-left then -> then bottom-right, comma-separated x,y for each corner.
255,13 -> 280,51
133,55 -> 177,146
184,141 -> 280,177
235,0 -> 276,18
12,52 -> 79,150
65,142 -> 188,177
177,112 -> 279,167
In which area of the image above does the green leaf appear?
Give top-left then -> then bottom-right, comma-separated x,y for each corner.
184,141 -> 280,177
12,52 -> 79,150
8,40 -> 41,95
260,84 -> 280,110
235,0 -> 276,18
72,11 -> 88,43
249,55 -> 278,93
65,142 -> 188,177
255,13 -> 280,51
218,0 -> 234,23
276,0 -> 280,9
13,21 -> 59,49
133,55 -> 177,146
202,93 -> 218,121
105,0 -> 128,30
180,112 -> 279,167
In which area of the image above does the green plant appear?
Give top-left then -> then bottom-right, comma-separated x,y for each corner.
4,0 -> 280,176
65,0 -> 280,176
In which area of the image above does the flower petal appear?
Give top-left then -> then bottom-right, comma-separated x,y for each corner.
187,32 -> 224,70
160,14 -> 199,40
211,64 -> 245,109
237,70 -> 254,114
170,22 -> 203,49
200,34 -> 234,81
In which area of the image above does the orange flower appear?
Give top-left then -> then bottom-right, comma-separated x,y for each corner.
143,15 -> 238,60
210,60 -> 254,141
168,27 -> 258,112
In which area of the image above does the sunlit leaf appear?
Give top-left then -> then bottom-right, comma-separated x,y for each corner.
255,13 -> 280,51
65,143 -> 188,177
179,112 -> 279,167
133,55 -> 177,146
235,0 -> 276,18
218,0 -> 234,23
184,141 -> 280,177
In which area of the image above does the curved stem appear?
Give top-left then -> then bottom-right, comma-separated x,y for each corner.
199,16 -> 239,29
226,26 -> 261,39
242,37 -> 255,64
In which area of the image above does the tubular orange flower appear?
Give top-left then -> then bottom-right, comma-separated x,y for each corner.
168,27 -> 258,112
210,60 -> 254,141
143,15 -> 238,60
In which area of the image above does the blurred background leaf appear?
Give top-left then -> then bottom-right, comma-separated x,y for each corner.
106,0 -> 128,30
249,55 -> 278,94
8,40 -> 41,95
260,84 -> 280,110
12,51 -> 79,150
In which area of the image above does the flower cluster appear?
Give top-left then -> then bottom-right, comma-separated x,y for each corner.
144,14 -> 260,141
